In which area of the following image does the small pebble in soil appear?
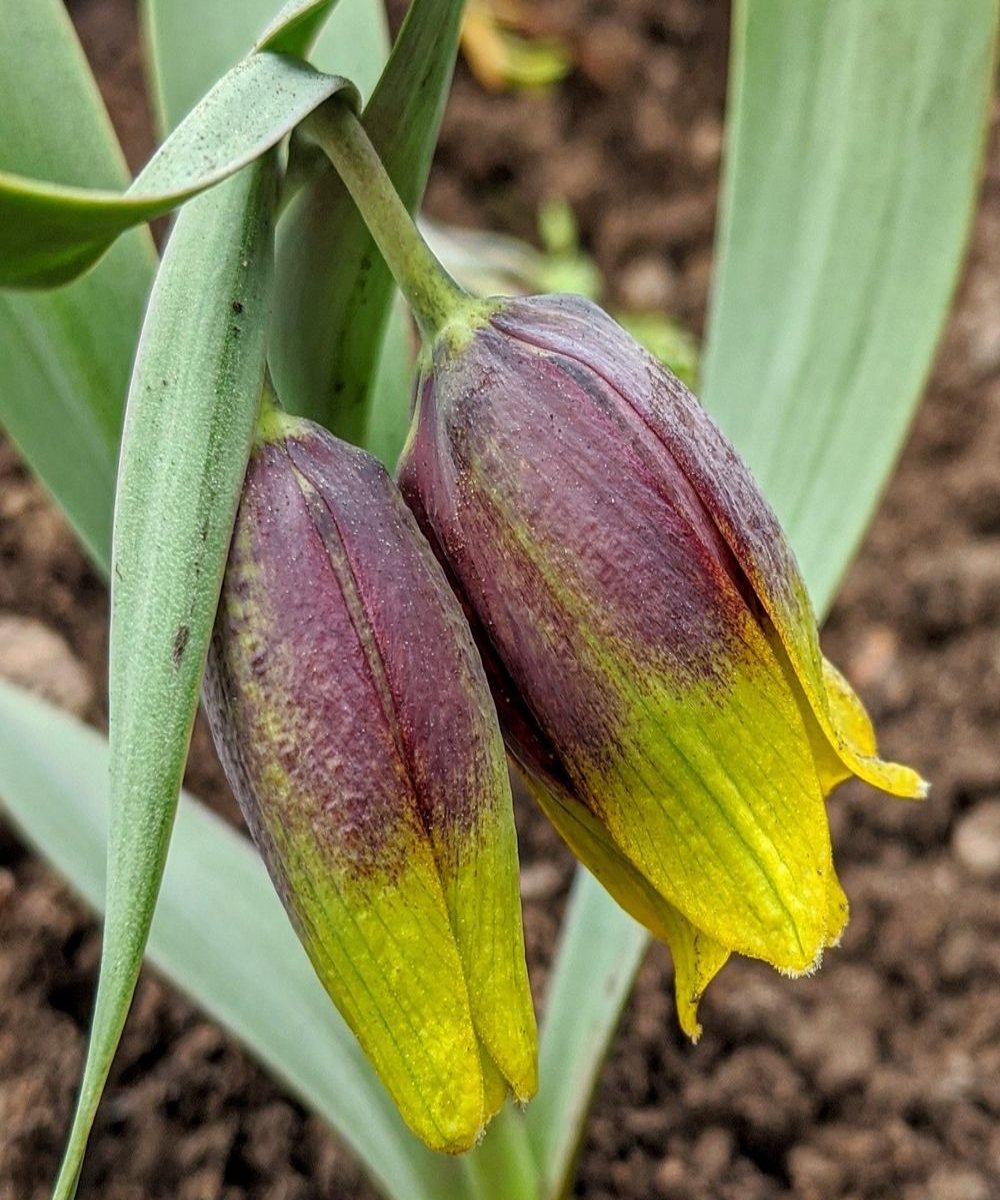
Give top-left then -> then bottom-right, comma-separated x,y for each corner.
518,859 -> 564,901
951,800 -> 1000,879
617,254 -> 679,312
920,1165 -> 994,1200
0,613 -> 94,716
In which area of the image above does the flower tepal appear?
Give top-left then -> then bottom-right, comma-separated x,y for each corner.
398,292 -> 927,1037
204,394 -> 536,1152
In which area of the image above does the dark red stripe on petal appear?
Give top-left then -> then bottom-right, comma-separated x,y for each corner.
206,437 -> 426,883
284,428 -> 509,845
492,294 -> 823,687
407,323 -> 753,681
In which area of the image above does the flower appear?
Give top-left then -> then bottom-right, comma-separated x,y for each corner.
397,293 -> 926,1036
203,394 -> 536,1151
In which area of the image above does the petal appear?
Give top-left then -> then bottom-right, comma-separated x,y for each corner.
820,655 -> 926,798
206,428 -> 536,1151
287,430 -> 538,1105
493,295 -> 927,802
520,771 -> 728,1039
598,613 -> 845,973
404,328 -> 845,974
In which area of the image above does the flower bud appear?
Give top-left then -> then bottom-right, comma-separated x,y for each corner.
204,400 -> 536,1151
398,293 -> 926,1036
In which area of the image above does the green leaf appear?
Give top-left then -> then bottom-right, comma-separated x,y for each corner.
143,0 -> 388,135
308,0 -> 391,104
529,4 -> 998,1197
0,53 -> 356,289
0,682 -> 464,1200
143,0 -> 305,134
256,0 -> 344,55
363,296 -> 419,470
270,0 -> 464,448
527,872 -> 648,1199
0,0 -> 384,568
0,0 -> 154,570
258,0 -> 388,82
52,159 -> 278,1200
702,0 -> 999,614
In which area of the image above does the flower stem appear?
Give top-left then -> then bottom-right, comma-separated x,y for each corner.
307,99 -> 474,339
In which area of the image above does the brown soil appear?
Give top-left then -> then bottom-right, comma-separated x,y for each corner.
2,2 -> 999,1198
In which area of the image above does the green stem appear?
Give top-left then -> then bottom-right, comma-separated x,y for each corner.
461,1106 -> 540,1200
307,100 -> 474,339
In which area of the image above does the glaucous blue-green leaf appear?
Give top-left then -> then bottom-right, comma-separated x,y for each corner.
526,871 -> 647,1200
0,0 -> 154,570
270,0 -> 464,450
143,0 -> 387,134
702,0 -> 999,612
0,53 -> 356,288
0,682 -> 464,1200
52,158 -> 278,1200
363,297 -> 419,470
529,4 -> 998,1197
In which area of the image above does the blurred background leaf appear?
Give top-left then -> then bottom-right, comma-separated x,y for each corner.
460,0 -> 571,93
702,0 -> 998,611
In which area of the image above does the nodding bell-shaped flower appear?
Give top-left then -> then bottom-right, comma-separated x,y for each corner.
397,293 -> 927,1037
203,392 -> 537,1152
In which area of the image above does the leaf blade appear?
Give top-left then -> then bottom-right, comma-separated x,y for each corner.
0,0 -> 154,570
702,0 -> 999,613
53,158 -> 278,1199
143,0 -> 388,136
0,53 -> 355,288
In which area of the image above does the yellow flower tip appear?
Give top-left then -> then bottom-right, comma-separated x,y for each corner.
509,1067 -> 539,1106
409,1095 -> 485,1156
675,991 -> 705,1043
851,752 -> 930,801
775,949 -> 822,981
478,1047 -> 512,1127
818,656 -> 928,802
432,1125 -> 487,1156
823,909 -> 846,953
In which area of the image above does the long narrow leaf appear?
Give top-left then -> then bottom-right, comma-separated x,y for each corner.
256,0 -> 344,55
0,0 -> 380,568
270,0 -> 464,449
143,0 -> 305,134
527,873 -> 647,1198
529,4 -> 998,1197
1,54 -> 355,288
702,0 -> 999,607
143,0 -> 388,134
363,298 -> 419,470
53,159 -> 278,1199
0,682 -> 464,1200
0,0 -> 154,569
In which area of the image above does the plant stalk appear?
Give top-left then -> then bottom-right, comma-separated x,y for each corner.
307,100 -> 474,339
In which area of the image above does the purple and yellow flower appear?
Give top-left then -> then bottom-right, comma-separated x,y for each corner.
398,293 -> 927,1037
203,393 -> 536,1151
